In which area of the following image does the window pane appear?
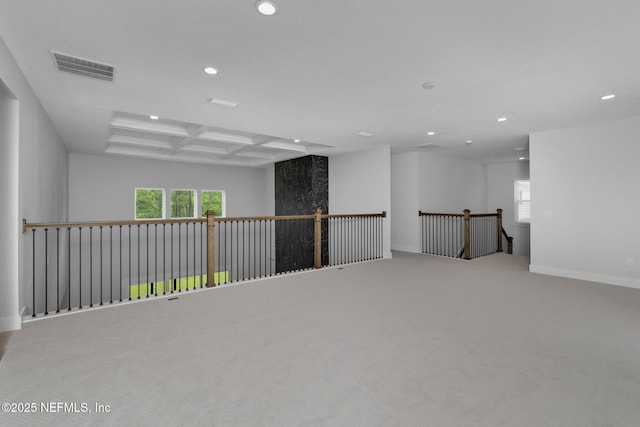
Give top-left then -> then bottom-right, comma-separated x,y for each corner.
170,189 -> 195,218
515,180 -> 531,222
136,189 -> 164,219
518,201 -> 531,222
519,181 -> 530,201
201,190 -> 224,217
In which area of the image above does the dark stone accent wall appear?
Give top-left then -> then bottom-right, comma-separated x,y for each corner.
275,155 -> 329,272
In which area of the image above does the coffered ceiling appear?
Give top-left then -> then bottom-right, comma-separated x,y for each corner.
106,111 -> 332,166
1,0 -> 639,166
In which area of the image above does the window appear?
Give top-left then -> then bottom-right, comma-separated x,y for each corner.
170,189 -> 196,218
135,188 -> 226,219
200,190 -> 225,217
515,180 -> 531,223
135,188 -> 164,220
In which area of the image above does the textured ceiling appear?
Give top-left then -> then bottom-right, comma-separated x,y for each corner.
1,0 -> 639,166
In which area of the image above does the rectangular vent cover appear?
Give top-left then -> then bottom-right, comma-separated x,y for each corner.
206,97 -> 239,108
52,51 -> 114,81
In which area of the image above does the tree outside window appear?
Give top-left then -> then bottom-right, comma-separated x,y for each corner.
201,190 -> 224,217
170,189 -> 195,218
135,188 -> 164,220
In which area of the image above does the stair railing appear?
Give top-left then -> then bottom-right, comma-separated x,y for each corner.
419,209 -> 513,260
23,210 -> 386,318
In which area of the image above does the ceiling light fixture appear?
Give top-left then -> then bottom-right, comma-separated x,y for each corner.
293,139 -> 301,143
149,115 -> 159,120
519,157 -> 526,160
256,1 -> 277,16
207,97 -> 239,108
356,131 -> 374,137
497,117 -> 507,122
203,67 -> 218,75
600,94 -> 615,100
422,82 -> 436,90
427,131 -> 435,136
465,140 -> 472,145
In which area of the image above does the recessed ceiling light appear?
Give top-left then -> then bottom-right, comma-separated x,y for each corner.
356,131 -> 374,137
422,82 -> 436,90
203,67 -> 218,75
427,131 -> 435,136
256,1 -> 277,16
519,157 -> 526,160
465,140 -> 472,145
149,115 -> 159,120
600,94 -> 615,100
293,139 -> 300,143
497,117 -> 507,122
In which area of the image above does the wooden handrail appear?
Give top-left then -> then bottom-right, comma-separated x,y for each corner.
323,211 -> 387,219
22,217 -> 205,232
419,211 -> 465,217
24,210 -> 388,316
418,211 -> 499,218
213,214 -> 314,222
496,209 -> 503,253
22,211 -> 388,232
470,213 -> 499,218
24,210 -> 386,291
501,227 -> 511,239
419,208 -> 510,259
501,226 -> 514,255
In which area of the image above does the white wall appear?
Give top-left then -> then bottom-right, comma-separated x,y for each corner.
0,36 -> 68,331
418,151 -> 487,213
0,80 -> 20,332
530,116 -> 640,288
329,146 -> 392,258
391,152 -> 420,252
69,153 -> 271,221
263,163 -> 275,216
487,161 -> 530,256
390,151 -> 487,253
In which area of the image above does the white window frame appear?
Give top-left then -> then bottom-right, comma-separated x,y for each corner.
200,189 -> 226,218
169,188 -> 197,219
514,180 -> 531,223
134,188 -> 165,220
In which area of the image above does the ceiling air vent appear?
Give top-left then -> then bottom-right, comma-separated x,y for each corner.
51,51 -> 115,82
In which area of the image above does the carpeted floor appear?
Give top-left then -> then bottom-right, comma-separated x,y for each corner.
1,251 -> 640,426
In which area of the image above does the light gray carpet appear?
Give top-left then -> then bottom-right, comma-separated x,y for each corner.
1,252 -> 640,426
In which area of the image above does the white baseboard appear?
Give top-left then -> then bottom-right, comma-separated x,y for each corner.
529,264 -> 640,290
391,245 -> 421,253
0,315 -> 22,332
383,251 -> 393,259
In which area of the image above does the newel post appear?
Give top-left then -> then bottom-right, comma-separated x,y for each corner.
206,210 -> 216,287
463,209 -> 471,260
496,208 -> 503,253
314,208 -> 322,269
